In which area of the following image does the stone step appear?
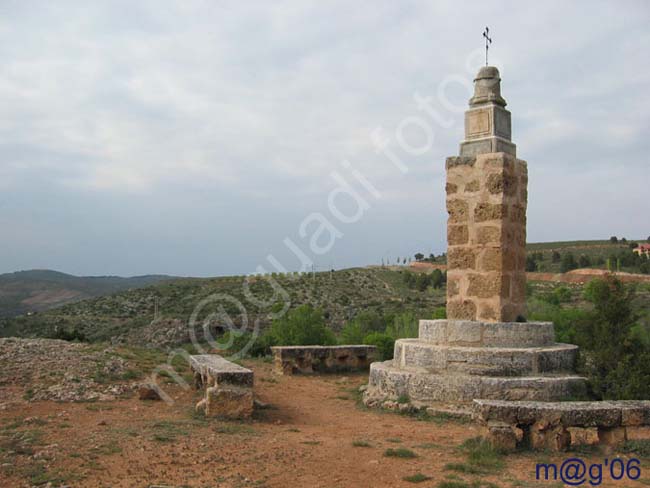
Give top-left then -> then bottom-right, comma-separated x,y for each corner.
364,360 -> 587,404
394,339 -> 577,376
419,319 -> 555,348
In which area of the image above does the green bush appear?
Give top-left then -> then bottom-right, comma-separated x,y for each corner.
386,312 -> 418,339
340,311 -> 386,345
266,304 -> 336,346
575,276 -> 650,399
363,332 -> 395,360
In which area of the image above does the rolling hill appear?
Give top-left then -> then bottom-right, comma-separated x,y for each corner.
0,269 -> 176,318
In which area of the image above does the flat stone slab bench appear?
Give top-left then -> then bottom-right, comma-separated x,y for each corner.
473,399 -> 650,451
189,354 -> 253,419
271,345 -> 377,375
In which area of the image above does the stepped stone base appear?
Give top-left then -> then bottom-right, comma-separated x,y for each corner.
363,320 -> 587,409
364,360 -> 587,405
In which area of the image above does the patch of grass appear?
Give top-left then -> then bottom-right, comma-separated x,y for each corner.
335,395 -> 350,400
384,447 -> 417,459
90,440 -> 122,456
397,394 -> 410,404
352,440 -> 372,447
437,482 -> 469,488
214,423 -> 257,435
287,428 -> 301,432
149,420 -> 190,442
413,442 -> 441,449
622,439 -> 650,458
386,437 -> 402,443
23,388 -> 34,401
458,436 -> 505,474
301,440 -> 321,445
85,404 -> 114,412
444,462 -> 483,475
403,473 -> 431,483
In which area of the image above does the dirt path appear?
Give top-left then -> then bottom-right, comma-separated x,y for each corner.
2,360 -> 650,487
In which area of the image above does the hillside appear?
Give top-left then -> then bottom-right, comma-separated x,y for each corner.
0,267 -> 445,348
0,270 -> 176,318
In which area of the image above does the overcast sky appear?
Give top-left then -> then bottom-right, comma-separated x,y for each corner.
1,0 -> 649,277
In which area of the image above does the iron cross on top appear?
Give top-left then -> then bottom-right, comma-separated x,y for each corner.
483,27 -> 492,66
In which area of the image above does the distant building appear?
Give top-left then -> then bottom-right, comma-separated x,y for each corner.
634,244 -> 650,257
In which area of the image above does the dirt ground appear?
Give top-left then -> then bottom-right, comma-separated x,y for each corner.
2,360 -> 650,488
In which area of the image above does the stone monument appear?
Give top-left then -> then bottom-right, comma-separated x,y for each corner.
363,66 -> 587,412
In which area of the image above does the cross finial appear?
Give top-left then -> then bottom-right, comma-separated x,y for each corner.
482,27 -> 492,66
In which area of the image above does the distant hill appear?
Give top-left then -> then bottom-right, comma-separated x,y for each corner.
0,269 -> 176,318
0,267 -> 446,347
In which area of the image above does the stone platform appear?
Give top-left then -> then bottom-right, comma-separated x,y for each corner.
363,319 -> 587,409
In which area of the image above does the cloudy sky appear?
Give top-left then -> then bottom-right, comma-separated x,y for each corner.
1,0 -> 648,277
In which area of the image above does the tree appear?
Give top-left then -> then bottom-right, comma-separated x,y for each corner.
414,253 -> 424,262
551,251 -> 561,263
610,236 -> 618,244
560,252 -> 578,273
577,276 -> 650,399
621,237 -> 627,244
525,255 -> 537,272
430,269 -> 444,289
578,255 -> 591,268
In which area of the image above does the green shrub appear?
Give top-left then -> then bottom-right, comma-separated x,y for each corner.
386,312 -> 418,339
266,304 -> 336,346
363,332 -> 395,360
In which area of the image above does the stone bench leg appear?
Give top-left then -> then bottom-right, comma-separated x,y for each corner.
484,421 -> 523,452
205,385 -> 254,419
530,421 -> 571,452
598,427 -> 627,447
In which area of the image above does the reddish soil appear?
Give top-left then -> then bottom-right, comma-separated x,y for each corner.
2,360 -> 650,488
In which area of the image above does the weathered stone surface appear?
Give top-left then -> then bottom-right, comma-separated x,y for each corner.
394,339 -> 578,376
569,427 -> 599,446
464,179 -> 480,192
448,225 -> 469,245
445,182 -> 458,194
271,345 -> 377,375
190,354 -> 253,389
474,203 -> 508,222
446,300 -> 477,320
530,422 -> 571,451
205,385 -> 254,419
472,400 -> 650,430
485,422 -> 520,451
190,354 -> 254,419
418,320 -> 555,347
447,199 -> 470,223
364,361 -> 586,404
447,248 -> 476,269
598,426 -> 628,447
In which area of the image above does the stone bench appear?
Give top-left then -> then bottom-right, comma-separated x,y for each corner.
189,354 -> 253,419
473,399 -> 650,451
271,345 -> 377,375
